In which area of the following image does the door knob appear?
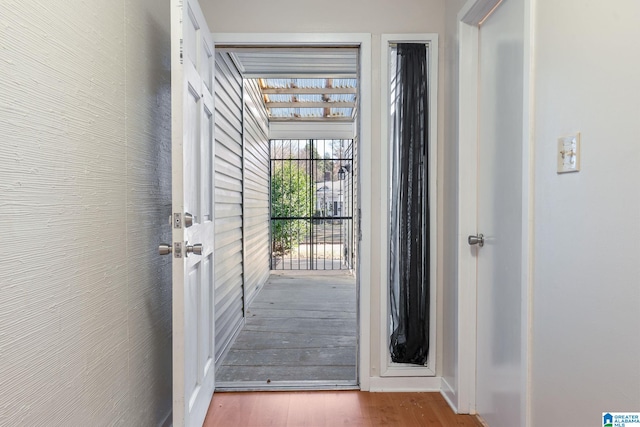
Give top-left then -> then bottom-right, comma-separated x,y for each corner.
159,244 -> 172,255
184,212 -> 194,228
468,234 -> 484,247
186,243 -> 203,256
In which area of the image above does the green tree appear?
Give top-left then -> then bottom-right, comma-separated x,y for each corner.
271,160 -> 315,255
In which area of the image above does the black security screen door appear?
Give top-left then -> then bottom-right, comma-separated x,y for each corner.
270,139 -> 354,270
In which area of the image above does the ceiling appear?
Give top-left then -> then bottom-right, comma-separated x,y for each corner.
224,47 -> 359,122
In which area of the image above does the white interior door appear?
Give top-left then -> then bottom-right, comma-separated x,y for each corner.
474,1 -> 525,426
171,0 -> 215,425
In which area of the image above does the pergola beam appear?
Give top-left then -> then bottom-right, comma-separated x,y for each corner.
269,116 -> 354,122
266,102 -> 356,109
261,87 -> 357,95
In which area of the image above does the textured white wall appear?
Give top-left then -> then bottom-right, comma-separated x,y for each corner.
531,1 -> 640,424
0,0 -> 172,425
124,0 -> 173,424
203,0 -> 443,34
201,0 -> 447,379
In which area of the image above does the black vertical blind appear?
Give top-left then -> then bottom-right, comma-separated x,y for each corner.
389,43 -> 430,365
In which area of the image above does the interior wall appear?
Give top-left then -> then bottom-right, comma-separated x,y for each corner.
125,0 -> 173,424
531,1 -> 640,424
202,0 -> 447,381
0,0 -> 172,425
442,0 -> 468,409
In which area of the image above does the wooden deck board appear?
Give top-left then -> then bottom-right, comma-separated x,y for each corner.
247,308 -> 355,319
216,271 -> 357,385
217,366 -> 357,382
242,318 -> 356,334
223,347 -> 356,366
230,331 -> 356,350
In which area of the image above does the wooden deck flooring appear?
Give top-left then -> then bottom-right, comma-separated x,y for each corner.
216,271 -> 357,387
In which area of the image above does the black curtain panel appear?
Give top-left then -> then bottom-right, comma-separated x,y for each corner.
389,43 -> 430,366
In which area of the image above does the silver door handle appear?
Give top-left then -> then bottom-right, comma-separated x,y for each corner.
186,243 -> 203,256
468,234 -> 484,247
159,244 -> 172,255
184,212 -> 194,228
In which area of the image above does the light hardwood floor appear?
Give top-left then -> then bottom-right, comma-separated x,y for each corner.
203,391 -> 482,426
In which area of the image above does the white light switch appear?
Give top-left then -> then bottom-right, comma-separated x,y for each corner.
557,133 -> 580,173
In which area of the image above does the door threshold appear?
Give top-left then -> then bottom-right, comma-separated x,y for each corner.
215,380 -> 359,392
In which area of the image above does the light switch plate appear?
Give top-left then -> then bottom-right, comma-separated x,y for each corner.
557,133 -> 580,173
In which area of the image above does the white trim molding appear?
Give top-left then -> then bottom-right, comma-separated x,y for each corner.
379,33 -> 439,379
460,0 -> 503,25
521,2 -> 535,425
160,410 -> 172,427
456,5 -> 480,413
441,377 -> 458,413
269,121 -> 355,140
369,376 -> 442,392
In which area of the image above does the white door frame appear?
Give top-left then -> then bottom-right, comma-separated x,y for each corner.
455,0 -> 534,422
211,33 -> 372,391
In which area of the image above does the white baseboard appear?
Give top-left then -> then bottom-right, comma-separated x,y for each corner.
440,378 -> 459,413
477,415 -> 489,427
368,376 -> 442,392
159,410 -> 172,427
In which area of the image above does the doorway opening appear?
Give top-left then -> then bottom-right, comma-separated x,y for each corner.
213,46 -> 361,391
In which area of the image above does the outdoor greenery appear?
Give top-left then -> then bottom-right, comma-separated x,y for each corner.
271,160 -> 315,255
